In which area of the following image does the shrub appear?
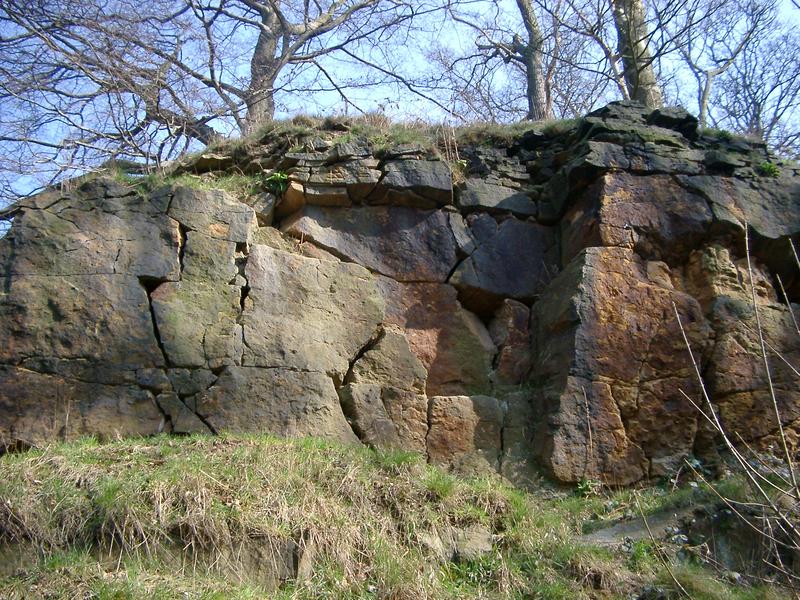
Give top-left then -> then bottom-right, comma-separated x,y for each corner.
757,161 -> 780,177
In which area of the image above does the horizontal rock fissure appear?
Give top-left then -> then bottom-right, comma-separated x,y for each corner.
7,365 -> 154,389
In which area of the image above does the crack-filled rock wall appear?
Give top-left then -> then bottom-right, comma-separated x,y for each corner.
1,101 -> 799,486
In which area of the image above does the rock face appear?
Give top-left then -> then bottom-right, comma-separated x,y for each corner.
530,247 -> 713,484
1,101 -> 799,486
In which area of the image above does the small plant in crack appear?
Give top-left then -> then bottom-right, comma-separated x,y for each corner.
263,170 -> 290,195
757,161 -> 780,177
576,478 -> 603,498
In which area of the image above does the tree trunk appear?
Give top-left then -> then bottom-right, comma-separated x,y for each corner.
698,71 -> 715,128
522,43 -> 551,120
611,0 -> 663,108
243,11 -> 280,135
516,0 -> 553,120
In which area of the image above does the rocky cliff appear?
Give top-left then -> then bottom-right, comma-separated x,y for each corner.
1,101 -> 798,486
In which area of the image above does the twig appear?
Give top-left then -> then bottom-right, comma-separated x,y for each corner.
776,274 -> 800,335
790,239 -> 800,278
582,386 -> 595,479
685,461 -> 791,549
633,491 -> 691,598
738,320 -> 800,379
680,388 -> 789,497
744,224 -> 799,497
671,463 -> 684,492
673,309 -> 798,539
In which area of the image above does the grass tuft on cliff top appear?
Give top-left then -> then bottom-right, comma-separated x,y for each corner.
0,434 -> 785,599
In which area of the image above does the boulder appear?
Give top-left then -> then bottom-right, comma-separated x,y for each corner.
647,106 -> 699,139
1,273 -> 164,370
677,175 -> 800,241
339,385 -> 428,453
685,245 -> 800,447
450,217 -> 558,314
156,392 -> 213,434
282,205 -> 464,283
196,366 -> 359,444
275,180 -> 306,218
5,188 -> 179,280
150,280 -> 242,369
561,172 -> 713,265
246,192 -> 276,227
305,159 -> 381,200
370,159 -> 453,207
489,299 -> 532,387
677,174 -> 800,289
302,185 -> 351,207
339,329 -> 429,453
457,180 -> 537,218
0,366 -> 164,448
376,278 -> 495,396
180,230 -> 238,281
242,244 -> 384,380
501,392 -> 539,486
346,329 -> 427,392
166,186 -> 257,244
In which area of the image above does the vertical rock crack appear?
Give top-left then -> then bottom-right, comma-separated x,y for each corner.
234,242 -> 250,366
332,326 -> 386,444
138,276 -> 215,435
177,224 -> 188,275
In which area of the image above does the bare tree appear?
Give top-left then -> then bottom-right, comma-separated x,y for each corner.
660,0 -> 774,128
217,0 -> 423,133
440,0 -> 552,121
711,28 -> 800,156
0,0 -> 427,199
533,0 -> 732,111
513,0 -> 551,120
429,0 -> 617,123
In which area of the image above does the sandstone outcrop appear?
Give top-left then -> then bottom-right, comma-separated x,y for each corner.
1,101 -> 798,485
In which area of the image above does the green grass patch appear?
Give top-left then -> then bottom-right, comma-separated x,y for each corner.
110,169 -> 266,198
541,118 -> 582,137
701,127 -> 735,142
0,435 -> 782,599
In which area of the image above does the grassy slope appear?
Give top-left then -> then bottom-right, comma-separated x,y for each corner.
0,435 -> 787,600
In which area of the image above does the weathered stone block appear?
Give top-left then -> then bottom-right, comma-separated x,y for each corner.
427,395 -> 504,474
457,179 -> 537,218
282,205 -> 465,283
530,246 -> 713,484
450,217 -> 557,314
